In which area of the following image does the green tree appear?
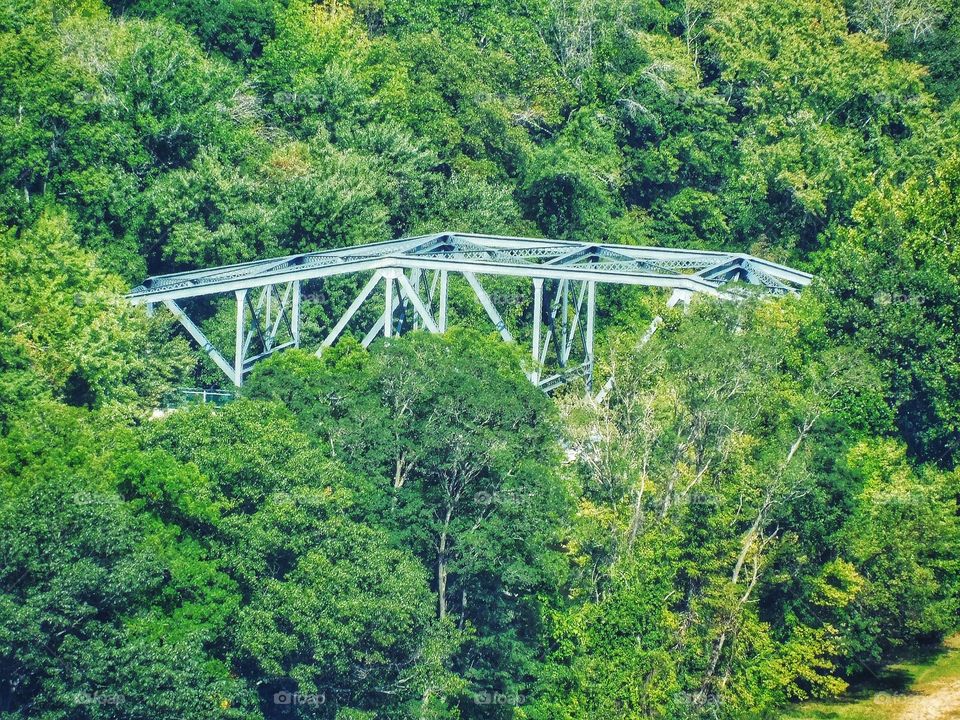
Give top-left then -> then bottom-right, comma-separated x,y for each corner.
547,296 -> 892,717
0,401 -> 255,719
145,399 -> 460,717
0,211 -> 192,412
258,0 -> 409,138
837,439 -> 960,667
706,0 -> 937,253
244,332 -> 572,716
820,152 -> 960,465
521,111 -> 625,242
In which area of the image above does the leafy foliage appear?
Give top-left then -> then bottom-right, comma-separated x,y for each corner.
1,0 -> 959,717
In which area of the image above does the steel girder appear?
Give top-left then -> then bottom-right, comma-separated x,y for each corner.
127,232 -> 813,389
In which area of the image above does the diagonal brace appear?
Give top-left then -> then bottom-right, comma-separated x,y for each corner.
395,272 -> 440,333
162,299 -> 236,385
463,272 -> 514,343
317,271 -> 384,354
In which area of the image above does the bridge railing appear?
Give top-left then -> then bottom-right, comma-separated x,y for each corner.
161,388 -> 235,408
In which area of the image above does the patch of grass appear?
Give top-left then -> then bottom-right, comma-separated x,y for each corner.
911,635 -> 960,686
780,634 -> 960,720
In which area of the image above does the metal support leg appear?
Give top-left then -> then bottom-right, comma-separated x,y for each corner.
319,271 -> 383,353
234,288 -> 247,387
410,269 -> 422,331
532,278 -> 543,382
162,299 -> 235,383
426,269 -> 440,314
585,281 -> 595,393
384,272 -> 395,338
242,287 -> 268,358
438,270 -> 448,332
292,280 -> 301,347
561,279 -> 568,362
264,284 -> 272,337
667,288 -> 693,309
539,280 -> 564,367
362,291 -> 400,347
549,280 -> 568,365
266,283 -> 293,350
464,272 -> 513,343
561,281 -> 587,366
395,272 -> 440,333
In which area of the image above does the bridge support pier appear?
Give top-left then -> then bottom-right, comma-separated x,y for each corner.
464,272 -> 513,343
667,288 -> 693,308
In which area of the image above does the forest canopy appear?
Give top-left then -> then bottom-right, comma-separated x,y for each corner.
1,0 -> 959,718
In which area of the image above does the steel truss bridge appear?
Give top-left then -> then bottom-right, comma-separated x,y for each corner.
127,233 -> 813,392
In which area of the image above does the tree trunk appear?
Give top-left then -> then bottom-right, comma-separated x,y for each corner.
437,506 -> 453,619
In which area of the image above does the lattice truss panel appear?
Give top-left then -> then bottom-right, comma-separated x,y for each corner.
128,233 -> 813,389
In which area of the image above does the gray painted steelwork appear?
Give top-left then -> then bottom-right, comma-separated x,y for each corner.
128,232 -> 813,390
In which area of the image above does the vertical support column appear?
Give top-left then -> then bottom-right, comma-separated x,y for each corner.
292,280 -> 301,347
384,272 -> 395,338
585,281 -> 596,392
410,269 -> 422,331
264,284 -> 272,339
234,288 -> 247,387
561,280 -> 569,363
532,278 -> 543,382
145,302 -> 155,317
667,288 -> 693,309
438,270 -> 449,333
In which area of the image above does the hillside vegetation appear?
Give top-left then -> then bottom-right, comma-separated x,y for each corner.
1,0 -> 959,718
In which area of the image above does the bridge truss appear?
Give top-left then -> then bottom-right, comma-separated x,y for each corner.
127,232 -> 813,391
